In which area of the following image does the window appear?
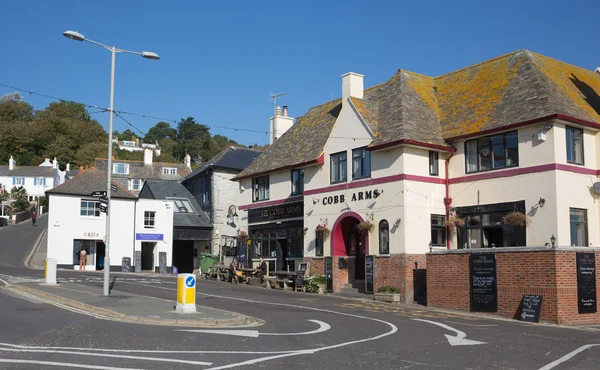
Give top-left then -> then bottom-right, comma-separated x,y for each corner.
352,147 -> 371,180
465,131 -> 518,173
379,220 -> 389,254
13,177 -> 23,186
429,151 -> 439,176
130,179 -> 143,191
431,215 -> 446,246
34,177 -> 46,186
291,169 -> 304,195
330,151 -> 347,183
252,176 -> 270,202
144,211 -> 155,228
570,208 -> 588,246
202,176 -> 210,204
112,163 -> 129,175
167,197 -> 196,213
315,231 -> 324,257
162,167 -> 177,175
566,127 -> 584,165
123,141 -> 135,147
80,200 -> 100,217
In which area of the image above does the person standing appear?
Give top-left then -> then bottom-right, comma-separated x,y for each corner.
31,211 -> 37,226
79,247 -> 87,271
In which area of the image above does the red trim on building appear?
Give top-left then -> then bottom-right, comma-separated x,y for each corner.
367,139 -> 454,153
232,153 -> 325,181
238,195 -> 303,211
449,163 -> 599,184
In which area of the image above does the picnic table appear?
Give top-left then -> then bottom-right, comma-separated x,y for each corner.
237,267 -> 259,283
208,262 -> 230,282
264,270 -> 297,290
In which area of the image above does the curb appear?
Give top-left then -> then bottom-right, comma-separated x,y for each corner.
24,228 -> 47,268
8,284 -> 261,328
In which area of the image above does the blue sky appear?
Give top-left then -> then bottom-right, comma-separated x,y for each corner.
1,0 -> 599,146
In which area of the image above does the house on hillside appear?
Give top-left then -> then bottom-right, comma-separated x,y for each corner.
46,168 -> 174,272
95,149 -> 191,195
138,180 -> 212,273
182,146 -> 262,256
232,50 -> 600,299
1,156 -> 61,201
113,136 -> 161,156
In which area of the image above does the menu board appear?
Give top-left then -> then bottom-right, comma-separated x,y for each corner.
365,255 -> 374,294
296,270 -> 305,289
518,294 -> 543,323
470,254 -> 498,312
325,257 -> 333,293
576,252 -> 597,314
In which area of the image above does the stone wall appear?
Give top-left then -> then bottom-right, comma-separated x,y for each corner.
427,248 -> 600,325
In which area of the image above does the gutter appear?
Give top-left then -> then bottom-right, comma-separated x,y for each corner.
443,148 -> 456,250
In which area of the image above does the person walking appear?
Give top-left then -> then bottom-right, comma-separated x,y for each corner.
79,247 -> 87,271
31,211 -> 37,226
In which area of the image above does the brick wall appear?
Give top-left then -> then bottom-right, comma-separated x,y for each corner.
374,254 -> 427,303
427,248 -> 600,325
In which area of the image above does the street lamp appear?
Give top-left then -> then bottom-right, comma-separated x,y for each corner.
63,30 -> 159,296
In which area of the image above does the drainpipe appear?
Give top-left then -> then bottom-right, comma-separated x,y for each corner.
443,148 -> 456,250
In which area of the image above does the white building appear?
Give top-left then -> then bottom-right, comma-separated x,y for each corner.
1,156 -> 61,200
233,50 -> 600,299
46,168 -> 174,272
113,137 -> 161,156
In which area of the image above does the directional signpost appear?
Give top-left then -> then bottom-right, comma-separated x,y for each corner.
91,191 -> 107,197
110,184 -> 118,193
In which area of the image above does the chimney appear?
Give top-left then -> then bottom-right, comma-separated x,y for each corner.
282,106 -> 288,117
66,163 -> 70,172
341,72 -> 364,103
8,156 -> 15,171
276,106 -> 281,116
52,157 -> 58,169
184,153 -> 191,169
596,67 -> 600,74
269,106 -> 294,145
144,148 -> 153,166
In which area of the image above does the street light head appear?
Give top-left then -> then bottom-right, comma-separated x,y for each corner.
142,51 -> 160,60
63,30 -> 85,42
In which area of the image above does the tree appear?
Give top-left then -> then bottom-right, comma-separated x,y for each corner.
10,186 -> 29,212
176,117 -> 211,160
74,142 -> 107,167
144,122 -> 177,144
0,93 -> 34,123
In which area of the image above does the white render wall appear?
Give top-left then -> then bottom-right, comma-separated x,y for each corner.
47,194 -> 136,267
211,170 -> 247,254
133,199 -> 175,269
5,175 -> 55,198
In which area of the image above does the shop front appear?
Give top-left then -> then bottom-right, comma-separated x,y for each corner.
72,231 -> 105,270
247,201 -> 304,273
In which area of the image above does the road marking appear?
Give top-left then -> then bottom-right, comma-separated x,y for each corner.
0,277 -> 9,286
122,281 -> 398,370
24,228 -> 47,267
179,319 -> 330,338
0,347 -> 212,366
538,344 -> 600,370
445,321 -> 498,327
412,319 -> 486,346
0,359 -> 142,370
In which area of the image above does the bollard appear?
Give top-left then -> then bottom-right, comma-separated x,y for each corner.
45,258 -> 57,285
176,273 -> 196,313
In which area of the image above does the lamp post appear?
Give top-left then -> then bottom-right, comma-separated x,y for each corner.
63,30 -> 159,296
551,234 -> 557,248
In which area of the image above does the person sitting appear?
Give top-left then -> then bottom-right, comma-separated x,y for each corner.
229,258 -> 239,284
255,257 -> 267,281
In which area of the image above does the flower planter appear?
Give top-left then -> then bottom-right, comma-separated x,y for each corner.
374,293 -> 400,303
317,285 -> 326,294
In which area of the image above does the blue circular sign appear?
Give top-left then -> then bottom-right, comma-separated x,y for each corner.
185,276 -> 195,288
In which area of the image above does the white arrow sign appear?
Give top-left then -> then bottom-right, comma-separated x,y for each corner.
177,319 -> 330,338
412,319 -> 486,346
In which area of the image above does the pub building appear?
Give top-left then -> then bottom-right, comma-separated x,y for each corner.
234,50 -> 600,303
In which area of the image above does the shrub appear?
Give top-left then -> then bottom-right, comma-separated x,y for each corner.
377,286 -> 401,294
305,275 -> 326,293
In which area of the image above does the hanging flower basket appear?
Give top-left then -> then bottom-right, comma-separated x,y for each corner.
502,211 -> 531,228
316,225 -> 330,240
356,220 -> 374,234
443,214 -> 465,228
237,230 -> 249,242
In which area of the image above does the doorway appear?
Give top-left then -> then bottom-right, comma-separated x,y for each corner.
332,213 -> 367,282
96,242 -> 105,270
349,230 -> 366,280
141,242 -> 155,271
172,239 -> 194,273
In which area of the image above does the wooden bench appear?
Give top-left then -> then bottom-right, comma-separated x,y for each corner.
264,276 -> 294,290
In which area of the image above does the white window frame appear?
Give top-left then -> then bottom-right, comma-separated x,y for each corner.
252,176 -> 270,202
80,200 -> 100,217
144,211 -> 156,229
162,167 -> 177,175
130,178 -> 143,191
112,163 -> 130,175
14,177 -> 23,185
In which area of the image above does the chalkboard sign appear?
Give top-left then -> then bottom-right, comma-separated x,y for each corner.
325,257 -> 333,293
576,252 -> 597,314
470,254 -> 498,312
518,294 -> 543,323
365,255 -> 374,294
296,269 -> 305,290
121,257 -> 131,273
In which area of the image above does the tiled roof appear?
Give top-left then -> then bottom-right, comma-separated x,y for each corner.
185,146 -> 262,181
94,159 -> 191,181
46,167 -> 136,199
6,166 -> 56,177
0,166 -> 8,176
139,180 -> 212,228
236,49 -> 600,178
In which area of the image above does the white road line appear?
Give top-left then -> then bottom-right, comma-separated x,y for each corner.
122,281 -> 399,370
0,359 -> 143,370
179,319 -> 330,337
538,344 -> 600,370
0,348 -> 211,366
412,319 -> 486,346
0,277 -> 9,286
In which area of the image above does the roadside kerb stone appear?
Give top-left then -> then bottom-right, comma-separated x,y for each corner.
7,284 -> 262,328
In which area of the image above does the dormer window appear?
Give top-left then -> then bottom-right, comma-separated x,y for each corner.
162,167 -> 177,175
166,197 -> 196,213
112,163 -> 129,175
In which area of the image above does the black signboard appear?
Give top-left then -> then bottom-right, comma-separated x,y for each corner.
99,196 -> 108,205
365,255 -> 374,294
470,254 -> 498,312
518,294 -> 543,323
99,205 -> 108,214
296,269 -> 305,289
121,257 -> 131,272
576,252 -> 597,314
325,257 -> 333,293
110,184 -> 118,192
91,191 -> 106,197
248,202 -> 303,224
